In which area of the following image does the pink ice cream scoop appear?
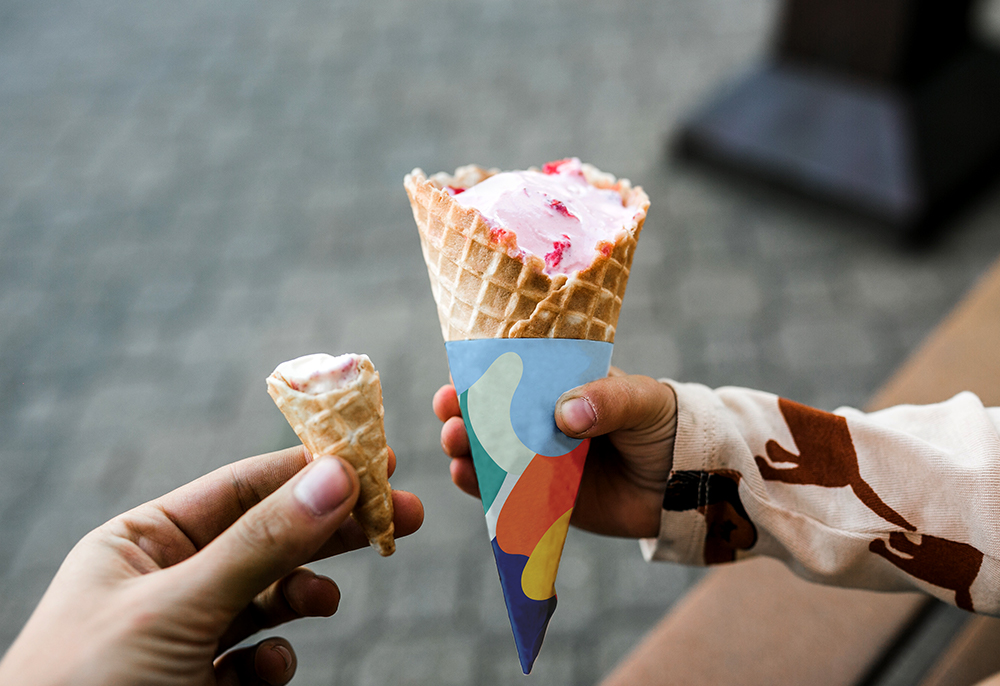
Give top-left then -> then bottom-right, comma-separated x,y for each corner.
272,353 -> 361,394
450,158 -> 641,275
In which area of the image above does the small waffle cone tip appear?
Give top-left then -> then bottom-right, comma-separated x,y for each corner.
404,163 -> 649,342
266,355 -> 395,556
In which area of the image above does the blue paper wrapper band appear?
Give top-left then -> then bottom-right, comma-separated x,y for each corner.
447,339 -> 613,456
445,338 -> 613,673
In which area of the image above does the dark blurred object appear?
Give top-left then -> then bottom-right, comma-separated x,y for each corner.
677,0 -> 1000,240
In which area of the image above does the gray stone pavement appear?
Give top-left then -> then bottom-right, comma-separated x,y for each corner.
3,0 -> 1000,683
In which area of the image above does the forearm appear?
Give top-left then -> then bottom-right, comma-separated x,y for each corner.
642,382 -> 1000,614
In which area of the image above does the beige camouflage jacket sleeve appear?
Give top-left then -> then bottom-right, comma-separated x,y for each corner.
640,382 -> 1000,615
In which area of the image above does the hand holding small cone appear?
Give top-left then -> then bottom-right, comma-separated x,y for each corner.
267,353 -> 395,556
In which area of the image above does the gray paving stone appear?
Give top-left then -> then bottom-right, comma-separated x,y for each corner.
355,635 -> 475,686
389,470 -> 484,541
595,621 -> 664,681
851,262 -> 947,314
7,503 -> 99,577
612,324 -> 683,379
548,537 -> 599,631
612,548 -> 698,609
0,570 -> 52,648
306,555 -> 374,641
778,319 -> 880,372
679,267 -> 763,320
701,321 -> 760,368
77,379 -> 165,432
386,548 -> 462,623
488,639 -> 578,685
2,0 -> 999,683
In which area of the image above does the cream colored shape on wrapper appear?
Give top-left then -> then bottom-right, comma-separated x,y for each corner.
466,352 -> 536,478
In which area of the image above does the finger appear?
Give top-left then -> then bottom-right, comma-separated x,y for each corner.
387,446 -> 397,478
215,638 -> 296,686
441,416 -> 470,458
450,458 -> 480,498
282,568 -> 340,617
153,445 -> 312,550
217,568 -> 341,653
310,489 -> 424,560
433,384 -> 461,422
171,456 -> 359,615
555,374 -> 677,439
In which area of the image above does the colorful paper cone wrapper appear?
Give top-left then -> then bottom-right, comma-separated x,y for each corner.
446,338 -> 613,673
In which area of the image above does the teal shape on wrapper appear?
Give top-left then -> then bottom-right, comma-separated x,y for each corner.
458,389 -> 507,513
445,338 -> 613,673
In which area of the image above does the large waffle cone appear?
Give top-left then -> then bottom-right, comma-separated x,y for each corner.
404,163 -> 649,342
266,356 -> 395,556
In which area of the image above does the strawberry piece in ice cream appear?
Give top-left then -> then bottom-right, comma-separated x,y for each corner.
541,158 -> 575,175
545,235 -> 572,271
273,353 -> 362,395
452,158 -> 640,276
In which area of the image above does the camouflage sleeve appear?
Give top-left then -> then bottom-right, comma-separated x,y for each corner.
640,382 -> 1000,615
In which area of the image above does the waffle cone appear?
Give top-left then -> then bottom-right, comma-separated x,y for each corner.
266,356 -> 395,556
404,163 -> 649,342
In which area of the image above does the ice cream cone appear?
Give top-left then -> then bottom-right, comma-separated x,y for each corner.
407,161 -> 647,672
404,163 -> 649,343
267,354 -> 395,556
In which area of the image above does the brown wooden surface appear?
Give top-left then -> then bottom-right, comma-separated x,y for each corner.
602,559 -> 925,686
603,258 -> 1000,686
918,616 -> 1000,686
868,259 -> 1000,410
908,260 -> 1000,686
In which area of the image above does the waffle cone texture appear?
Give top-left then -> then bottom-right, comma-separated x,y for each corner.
404,163 -> 649,342
266,356 -> 395,556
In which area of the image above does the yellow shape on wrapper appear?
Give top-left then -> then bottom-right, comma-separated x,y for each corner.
521,508 -> 574,601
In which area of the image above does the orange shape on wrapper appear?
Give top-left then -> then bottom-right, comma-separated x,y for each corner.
495,440 -> 588,557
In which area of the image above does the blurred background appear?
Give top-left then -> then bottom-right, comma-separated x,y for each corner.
3,0 -> 1000,684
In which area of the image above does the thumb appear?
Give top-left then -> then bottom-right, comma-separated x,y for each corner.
175,456 -> 359,615
555,374 -> 676,439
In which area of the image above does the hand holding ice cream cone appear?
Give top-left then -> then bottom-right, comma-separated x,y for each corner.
435,370 -> 678,539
